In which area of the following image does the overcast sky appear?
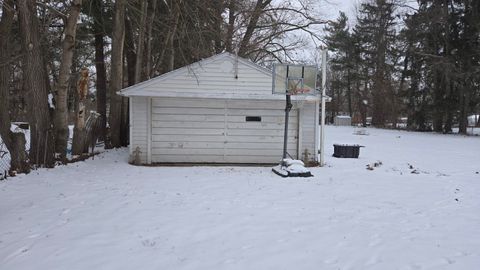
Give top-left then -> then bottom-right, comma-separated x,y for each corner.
278,0 -> 419,63
321,0 -> 360,26
320,0 -> 418,25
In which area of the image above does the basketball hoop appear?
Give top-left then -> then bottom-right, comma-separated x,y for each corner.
289,87 -> 312,95
271,63 -> 317,177
272,64 -> 317,96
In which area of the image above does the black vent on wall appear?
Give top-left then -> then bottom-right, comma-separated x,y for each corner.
246,116 -> 262,122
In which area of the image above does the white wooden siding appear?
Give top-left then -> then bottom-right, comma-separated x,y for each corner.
149,98 -> 298,164
130,96 -> 149,163
125,53 -> 320,164
121,54 -> 274,98
141,62 -> 272,95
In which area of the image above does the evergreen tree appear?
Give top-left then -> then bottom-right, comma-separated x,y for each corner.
402,0 -> 480,133
354,0 -> 399,127
400,11 -> 432,131
324,12 -> 354,118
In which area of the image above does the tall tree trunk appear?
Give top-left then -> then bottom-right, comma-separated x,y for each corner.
212,0 -> 224,53
458,84 -> 468,134
92,0 -> 107,142
346,68 -> 353,117
0,0 -> 29,174
72,68 -> 89,155
109,0 -> 126,148
124,16 -> 136,86
432,71 -> 444,132
406,53 -> 421,130
53,0 -> 83,162
145,0 -> 157,79
120,97 -> 129,146
371,75 -> 386,127
458,0 -> 476,134
134,0 -> 148,83
168,34 -> 175,71
167,3 -> 179,72
225,0 -> 236,52
371,24 -> 388,127
17,0 -> 55,168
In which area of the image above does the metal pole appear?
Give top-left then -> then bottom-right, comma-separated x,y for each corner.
320,48 -> 327,166
282,94 -> 292,164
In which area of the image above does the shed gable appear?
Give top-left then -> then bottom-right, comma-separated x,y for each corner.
120,53 -> 273,97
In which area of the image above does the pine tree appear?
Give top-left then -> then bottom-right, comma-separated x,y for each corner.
402,0 -> 480,133
324,12 -> 354,118
400,8 -> 434,131
354,0 -> 399,127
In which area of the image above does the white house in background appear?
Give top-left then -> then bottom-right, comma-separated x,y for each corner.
119,52 -> 320,164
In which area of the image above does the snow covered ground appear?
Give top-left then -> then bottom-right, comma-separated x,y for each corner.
1,126 -> 479,270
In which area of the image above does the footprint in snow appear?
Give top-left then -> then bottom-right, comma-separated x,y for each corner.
141,239 -> 156,247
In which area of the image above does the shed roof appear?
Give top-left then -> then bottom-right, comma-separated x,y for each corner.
119,52 -> 319,101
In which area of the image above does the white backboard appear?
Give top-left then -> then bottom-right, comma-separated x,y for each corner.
272,64 -> 318,95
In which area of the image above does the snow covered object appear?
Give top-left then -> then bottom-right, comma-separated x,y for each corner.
272,158 -> 313,177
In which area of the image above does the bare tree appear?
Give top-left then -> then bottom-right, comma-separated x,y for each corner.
109,0 -> 126,148
17,0 -> 55,167
230,0 -> 324,61
0,0 -> 29,174
53,0 -> 83,162
91,0 -> 108,142
134,0 -> 148,83
238,0 -> 273,57
144,0 -> 157,79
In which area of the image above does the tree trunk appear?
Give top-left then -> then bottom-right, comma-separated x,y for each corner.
109,0 -> 126,148
167,5 -> 179,72
72,68 -> 89,155
92,0 -> 107,142
17,0 -> 55,168
134,0 -> 148,83
0,0 -> 15,150
346,68 -> 353,117
145,0 -> 157,79
124,16 -> 136,87
120,97 -> 129,147
225,0 -> 236,53
371,75 -> 386,127
8,133 -> 29,174
53,0 -> 83,162
432,71 -> 444,132
361,73 -> 369,127
458,87 -> 468,134
0,0 -> 30,174
212,0 -> 224,53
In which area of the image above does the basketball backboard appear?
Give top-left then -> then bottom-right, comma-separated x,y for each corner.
272,64 -> 317,95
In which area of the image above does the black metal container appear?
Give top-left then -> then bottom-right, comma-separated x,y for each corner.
333,144 -> 363,158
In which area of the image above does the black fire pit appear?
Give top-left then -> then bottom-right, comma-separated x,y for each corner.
333,144 -> 364,158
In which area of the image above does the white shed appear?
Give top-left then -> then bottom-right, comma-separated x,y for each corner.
119,52 -> 320,164
334,115 -> 352,126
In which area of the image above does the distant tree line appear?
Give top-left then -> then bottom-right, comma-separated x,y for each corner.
324,0 -> 480,132
0,0 -> 323,174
